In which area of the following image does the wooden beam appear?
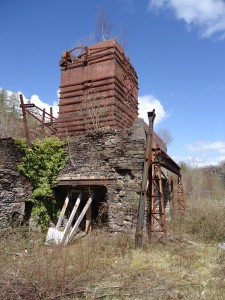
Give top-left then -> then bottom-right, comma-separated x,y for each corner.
65,194 -> 93,244
56,194 -> 70,230
61,193 -> 82,244
85,203 -> 92,234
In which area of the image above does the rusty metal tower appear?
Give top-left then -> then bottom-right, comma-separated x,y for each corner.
135,110 -> 185,247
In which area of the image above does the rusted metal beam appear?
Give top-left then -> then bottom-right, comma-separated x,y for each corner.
24,109 -> 57,133
50,107 -> 53,124
19,94 -> 30,144
23,103 -> 35,108
170,176 -> 175,212
42,108 -> 46,130
152,147 -> 181,176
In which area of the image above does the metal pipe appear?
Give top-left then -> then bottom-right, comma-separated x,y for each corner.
148,109 -> 156,130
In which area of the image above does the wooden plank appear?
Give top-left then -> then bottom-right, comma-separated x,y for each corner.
56,194 -> 70,230
65,194 -> 93,244
60,193 -> 82,244
85,203 -> 92,234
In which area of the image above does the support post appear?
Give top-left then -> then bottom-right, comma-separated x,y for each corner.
65,194 -> 93,245
135,133 -> 150,248
56,193 -> 70,230
61,193 -> 82,244
177,175 -> 185,212
135,110 -> 156,248
135,193 -> 146,248
42,108 -> 46,131
85,202 -> 92,234
170,176 -> 175,212
50,107 -> 53,125
19,94 -> 30,144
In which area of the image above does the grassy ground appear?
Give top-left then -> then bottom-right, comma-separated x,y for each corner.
1,199 -> 225,299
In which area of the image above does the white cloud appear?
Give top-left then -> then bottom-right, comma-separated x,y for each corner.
149,0 -> 225,39
150,0 -> 167,9
187,141 -> 225,154
138,94 -> 168,125
172,153 -> 225,167
186,155 -> 225,167
183,141 -> 225,167
57,89 -> 60,100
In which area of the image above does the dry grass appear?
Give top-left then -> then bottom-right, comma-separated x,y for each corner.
1,222 -> 225,300
170,195 -> 225,243
1,164 -> 225,299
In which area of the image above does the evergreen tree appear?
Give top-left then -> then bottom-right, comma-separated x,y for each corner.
0,89 -> 8,112
7,92 -> 21,118
0,89 -> 23,138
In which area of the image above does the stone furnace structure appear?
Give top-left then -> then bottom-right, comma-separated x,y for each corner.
56,39 -> 167,233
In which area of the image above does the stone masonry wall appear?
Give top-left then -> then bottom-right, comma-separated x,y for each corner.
58,120 -> 146,233
0,138 -> 32,228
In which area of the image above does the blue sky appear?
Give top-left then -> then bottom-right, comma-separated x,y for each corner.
1,0 -> 225,167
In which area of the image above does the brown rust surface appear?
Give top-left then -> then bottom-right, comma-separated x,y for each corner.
57,39 -> 138,136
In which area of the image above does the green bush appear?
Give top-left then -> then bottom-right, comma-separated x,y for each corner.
16,137 -> 67,230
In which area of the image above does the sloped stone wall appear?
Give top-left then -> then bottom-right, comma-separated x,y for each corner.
0,138 -> 32,228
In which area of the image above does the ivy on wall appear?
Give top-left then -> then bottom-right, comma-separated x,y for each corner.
15,137 -> 67,230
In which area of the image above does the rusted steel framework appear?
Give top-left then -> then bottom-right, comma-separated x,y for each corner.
135,110 -> 185,247
57,39 -> 138,136
149,148 -> 168,243
177,175 -> 185,212
19,94 -> 57,143
149,146 -> 184,242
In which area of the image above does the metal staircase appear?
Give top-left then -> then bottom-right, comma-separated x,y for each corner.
19,94 -> 57,143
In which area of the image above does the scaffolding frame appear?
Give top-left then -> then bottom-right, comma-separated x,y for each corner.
135,110 -> 185,246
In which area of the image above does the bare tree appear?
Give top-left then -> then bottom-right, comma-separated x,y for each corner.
118,28 -> 128,50
74,33 -> 96,49
81,88 -> 109,134
156,128 -> 173,146
96,6 -> 113,41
